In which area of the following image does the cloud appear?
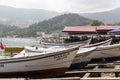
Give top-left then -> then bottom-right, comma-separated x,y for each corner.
62,0 -> 120,13
0,0 -> 120,13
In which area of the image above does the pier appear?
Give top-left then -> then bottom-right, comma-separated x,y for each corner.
37,60 -> 120,80
2,59 -> 120,80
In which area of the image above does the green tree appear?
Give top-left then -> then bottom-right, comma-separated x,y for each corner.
91,20 -> 103,26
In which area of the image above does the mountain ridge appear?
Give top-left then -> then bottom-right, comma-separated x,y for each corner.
80,8 -> 120,24
1,5 -> 120,28
0,5 -> 60,27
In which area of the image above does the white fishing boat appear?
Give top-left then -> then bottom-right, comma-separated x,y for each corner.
26,38 -> 110,70
42,38 -> 91,47
20,38 -> 111,70
69,47 -> 96,70
82,38 -> 112,48
68,38 -> 112,70
0,45 -> 79,78
86,43 -> 120,60
20,42 -> 96,70
24,46 -> 68,54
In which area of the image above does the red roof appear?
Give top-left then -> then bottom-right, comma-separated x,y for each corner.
97,26 -> 120,30
62,26 -> 120,33
62,26 -> 96,32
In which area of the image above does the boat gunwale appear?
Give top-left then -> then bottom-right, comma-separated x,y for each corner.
0,46 -> 79,63
96,43 -> 120,51
76,47 -> 96,57
43,38 -> 91,46
83,38 -> 112,48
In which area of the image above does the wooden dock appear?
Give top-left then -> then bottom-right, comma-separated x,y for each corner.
1,57 -> 120,80
34,60 -> 120,80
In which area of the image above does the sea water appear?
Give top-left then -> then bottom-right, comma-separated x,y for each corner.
1,37 -> 41,47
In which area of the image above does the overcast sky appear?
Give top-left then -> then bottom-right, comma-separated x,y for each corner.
0,0 -> 120,13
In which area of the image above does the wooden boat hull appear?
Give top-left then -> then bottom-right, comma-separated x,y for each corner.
69,47 -> 96,70
68,39 -> 111,70
82,38 -> 112,48
87,43 -> 120,59
0,46 -> 79,78
42,38 -> 91,47
69,61 -> 89,70
0,67 -> 67,78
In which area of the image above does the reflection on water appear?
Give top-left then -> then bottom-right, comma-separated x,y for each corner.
1,38 -> 40,47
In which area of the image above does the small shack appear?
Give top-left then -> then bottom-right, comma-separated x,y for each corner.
62,26 -> 120,44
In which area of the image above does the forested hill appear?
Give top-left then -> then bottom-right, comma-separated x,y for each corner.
27,13 -> 91,36
0,13 -> 91,37
0,24 -> 20,37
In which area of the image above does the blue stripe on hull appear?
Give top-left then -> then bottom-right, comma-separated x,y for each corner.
69,61 -> 89,70
90,56 -> 120,63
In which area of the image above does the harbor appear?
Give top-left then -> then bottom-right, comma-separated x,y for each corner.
0,27 -> 120,79
1,1 -> 120,79
0,35 -> 120,80
1,59 -> 120,80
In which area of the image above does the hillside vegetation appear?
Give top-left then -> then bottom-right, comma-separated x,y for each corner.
24,13 -> 91,36
0,24 -> 20,37
0,13 -> 91,37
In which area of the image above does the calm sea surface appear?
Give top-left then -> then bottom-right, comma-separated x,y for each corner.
1,37 -> 41,47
